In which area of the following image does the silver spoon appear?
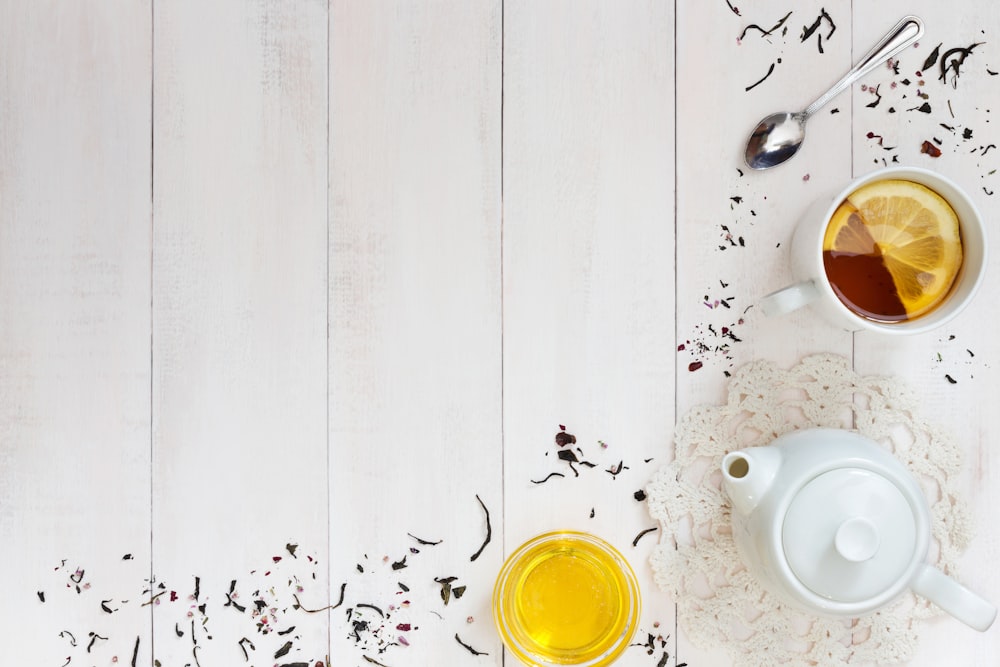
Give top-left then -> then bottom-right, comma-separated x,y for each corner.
744,15 -> 924,170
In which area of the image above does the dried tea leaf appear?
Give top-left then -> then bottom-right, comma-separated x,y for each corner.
275,641 -> 293,659
470,495 -> 492,562
555,430 -> 577,447
632,526 -> 659,547
922,42 -> 942,71
530,472 -> 565,484
455,633 -> 489,656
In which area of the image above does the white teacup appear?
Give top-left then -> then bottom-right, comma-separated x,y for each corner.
759,166 -> 987,334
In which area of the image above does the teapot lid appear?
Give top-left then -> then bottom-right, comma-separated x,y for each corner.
782,467 -> 918,603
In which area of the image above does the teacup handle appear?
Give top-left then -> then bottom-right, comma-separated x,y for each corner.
758,281 -> 820,318
912,563 -> 997,632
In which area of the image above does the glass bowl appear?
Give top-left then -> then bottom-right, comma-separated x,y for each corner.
493,531 -> 641,666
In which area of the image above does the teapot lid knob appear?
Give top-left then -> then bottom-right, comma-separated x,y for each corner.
835,517 -> 881,562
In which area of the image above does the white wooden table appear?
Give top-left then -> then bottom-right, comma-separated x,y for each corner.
2,1 -> 998,665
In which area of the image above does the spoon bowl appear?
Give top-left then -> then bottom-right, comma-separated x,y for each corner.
745,112 -> 806,170
745,16 -> 924,170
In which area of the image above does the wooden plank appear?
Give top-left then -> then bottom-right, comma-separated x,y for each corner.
675,0 -> 853,413
328,2 -> 503,665
151,1 -> 329,664
673,1 -> 852,663
502,0 -> 677,663
0,1 -> 152,663
850,3 -> 1000,663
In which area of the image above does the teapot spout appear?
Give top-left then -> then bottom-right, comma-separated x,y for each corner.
721,447 -> 782,516
912,564 -> 996,631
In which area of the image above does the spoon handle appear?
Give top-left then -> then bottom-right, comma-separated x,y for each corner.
802,16 -> 924,118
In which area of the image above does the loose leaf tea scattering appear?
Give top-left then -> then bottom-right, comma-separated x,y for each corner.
41,548 -> 331,665
800,8 -> 836,52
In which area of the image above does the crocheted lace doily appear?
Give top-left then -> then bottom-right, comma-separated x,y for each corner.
646,354 -> 972,666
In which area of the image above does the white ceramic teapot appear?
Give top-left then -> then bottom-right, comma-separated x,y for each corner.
721,427 -> 996,631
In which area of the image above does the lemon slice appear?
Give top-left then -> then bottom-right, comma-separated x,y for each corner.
823,179 -> 962,318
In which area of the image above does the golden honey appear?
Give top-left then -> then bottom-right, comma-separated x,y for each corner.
493,532 -> 640,666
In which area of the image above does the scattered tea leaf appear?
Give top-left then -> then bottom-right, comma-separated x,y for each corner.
864,84 -> 882,108
738,11 -> 791,41
455,633 -> 489,656
745,61 -> 776,91
922,42 -> 942,71
86,632 -> 108,653
940,43 -> 983,87
800,8 -> 835,52
356,603 -> 385,618
407,533 -> 443,546
606,461 -> 629,479
530,472 -> 565,484
435,576 -> 458,605
470,494 -> 492,562
921,140 -> 943,157
275,640 -> 293,658
555,430 -> 577,446
391,556 -> 407,571
293,582 -> 346,613
632,526 -> 659,547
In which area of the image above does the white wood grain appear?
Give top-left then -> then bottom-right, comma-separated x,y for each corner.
503,2 -> 677,664
151,1 -> 329,664
849,2 -> 1000,663
329,2 -> 504,665
0,1 -> 152,663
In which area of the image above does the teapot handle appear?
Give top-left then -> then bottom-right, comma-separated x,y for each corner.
911,564 -> 997,632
